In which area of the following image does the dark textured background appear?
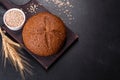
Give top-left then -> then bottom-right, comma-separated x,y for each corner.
0,0 -> 120,80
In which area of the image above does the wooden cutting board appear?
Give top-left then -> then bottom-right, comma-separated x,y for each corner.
0,0 -> 79,70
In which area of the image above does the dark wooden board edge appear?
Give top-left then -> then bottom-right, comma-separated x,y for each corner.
2,25 -> 79,70
0,0 -> 79,70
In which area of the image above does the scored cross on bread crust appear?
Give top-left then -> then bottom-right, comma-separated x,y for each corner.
22,12 -> 66,56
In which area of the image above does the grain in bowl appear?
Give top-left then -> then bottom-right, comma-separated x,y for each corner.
3,8 -> 26,31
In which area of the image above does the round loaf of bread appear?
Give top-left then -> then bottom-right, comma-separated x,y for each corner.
22,12 -> 66,56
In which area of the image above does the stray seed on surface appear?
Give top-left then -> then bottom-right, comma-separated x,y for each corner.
44,0 -> 75,24
27,3 -> 39,13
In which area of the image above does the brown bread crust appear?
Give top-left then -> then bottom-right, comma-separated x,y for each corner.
22,12 -> 66,56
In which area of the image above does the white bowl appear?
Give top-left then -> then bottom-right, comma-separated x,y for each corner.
3,8 -> 26,31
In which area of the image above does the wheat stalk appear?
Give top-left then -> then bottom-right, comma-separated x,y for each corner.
0,28 -> 32,80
